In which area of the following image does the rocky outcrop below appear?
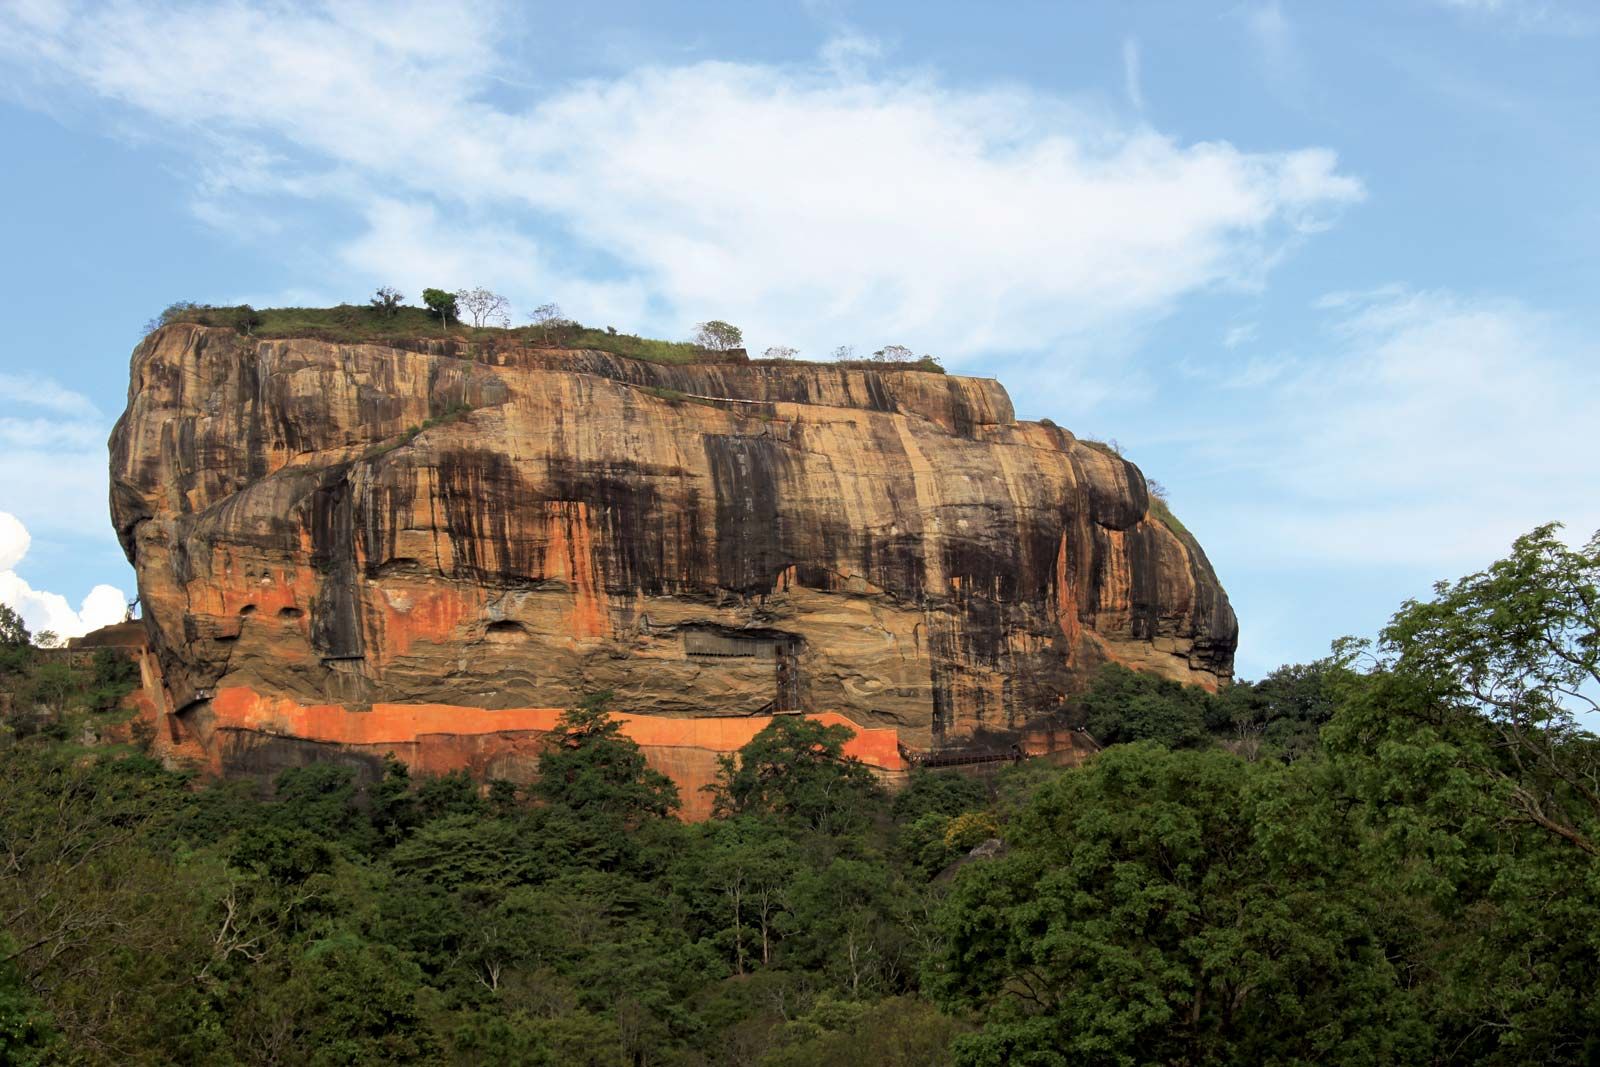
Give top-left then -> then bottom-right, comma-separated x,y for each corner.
110,325 -> 1235,798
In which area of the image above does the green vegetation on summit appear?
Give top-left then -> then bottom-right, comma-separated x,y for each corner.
144,292 -> 946,372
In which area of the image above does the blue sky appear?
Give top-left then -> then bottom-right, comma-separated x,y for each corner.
1,0 -> 1597,676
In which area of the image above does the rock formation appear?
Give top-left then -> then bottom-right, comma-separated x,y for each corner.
110,324 -> 1235,810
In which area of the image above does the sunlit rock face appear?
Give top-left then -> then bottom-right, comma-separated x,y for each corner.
110,324 -> 1235,788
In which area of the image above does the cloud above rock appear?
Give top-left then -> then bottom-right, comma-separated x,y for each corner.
2,1 -> 1363,362
0,510 -> 127,640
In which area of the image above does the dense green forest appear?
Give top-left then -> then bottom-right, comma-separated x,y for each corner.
2,523 -> 1598,1065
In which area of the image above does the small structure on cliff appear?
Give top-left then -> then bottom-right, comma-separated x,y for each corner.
109,321 -> 1235,808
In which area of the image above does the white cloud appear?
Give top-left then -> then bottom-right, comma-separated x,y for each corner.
0,511 -> 126,639
2,0 -> 1362,363
0,511 -> 27,571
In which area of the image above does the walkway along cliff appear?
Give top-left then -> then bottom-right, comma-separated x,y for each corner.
110,324 -> 1236,817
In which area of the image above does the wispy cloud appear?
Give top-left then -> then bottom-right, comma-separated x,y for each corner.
1432,0 -> 1597,34
0,373 -> 112,543
1243,1 -> 1309,105
0,373 -> 100,419
1178,287 -> 1600,568
1122,36 -> 1144,111
1222,322 -> 1259,348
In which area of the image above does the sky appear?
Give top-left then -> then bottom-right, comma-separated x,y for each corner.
0,0 -> 1597,674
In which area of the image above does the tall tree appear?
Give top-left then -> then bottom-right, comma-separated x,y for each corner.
708,717 -> 882,835
421,287 -> 458,329
533,692 -> 680,822
693,320 -> 743,351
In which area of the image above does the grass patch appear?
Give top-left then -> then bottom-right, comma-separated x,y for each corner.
830,356 -> 946,374
640,386 -> 723,409
360,403 -> 474,462
1076,437 -> 1123,458
150,304 -> 723,366
1149,495 -> 1191,539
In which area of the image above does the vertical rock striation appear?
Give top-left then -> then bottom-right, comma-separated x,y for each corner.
110,324 -> 1235,794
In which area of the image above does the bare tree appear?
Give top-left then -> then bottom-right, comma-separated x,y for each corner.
369,287 -> 405,317
763,345 -> 799,361
872,344 -> 915,363
529,302 -> 564,340
456,287 -> 511,328
693,320 -> 744,351
832,344 -> 855,362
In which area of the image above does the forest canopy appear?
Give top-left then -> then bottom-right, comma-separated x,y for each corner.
2,523 -> 1598,1065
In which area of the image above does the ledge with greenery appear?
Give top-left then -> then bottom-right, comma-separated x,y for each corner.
144,299 -> 946,373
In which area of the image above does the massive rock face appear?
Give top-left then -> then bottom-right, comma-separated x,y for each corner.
111,324 -> 1235,804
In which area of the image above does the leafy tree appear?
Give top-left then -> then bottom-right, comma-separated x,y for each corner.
235,303 -> 261,334
388,814 -> 542,892
929,743 -> 1421,1065
274,935 -> 441,1064
0,603 -> 30,674
143,300 -> 201,334
696,817 -> 802,974
761,995 -> 967,1067
1375,522 -> 1600,851
709,716 -> 883,835
369,286 -> 405,317
763,345 -> 799,360
266,762 -> 373,851
1212,660 -> 1345,760
1078,662 -> 1210,749
85,647 -> 138,712
25,659 -> 77,713
832,344 -> 855,361
422,287 -> 459,328
534,692 -> 680,822
783,856 -> 904,996
872,344 -> 915,363
693,320 -> 743,351
1317,524 -> 1600,1060
0,937 -> 57,1067
367,754 -> 420,845
892,768 -> 989,824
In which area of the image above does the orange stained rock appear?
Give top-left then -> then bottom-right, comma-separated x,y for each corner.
207,686 -> 907,820
545,501 -> 609,639
1054,531 -> 1081,652
115,326 -> 1237,757
376,584 -> 482,660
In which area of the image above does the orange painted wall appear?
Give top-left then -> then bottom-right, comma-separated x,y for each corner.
206,686 -> 908,821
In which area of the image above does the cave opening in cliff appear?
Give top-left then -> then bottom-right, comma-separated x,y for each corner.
680,624 -> 804,711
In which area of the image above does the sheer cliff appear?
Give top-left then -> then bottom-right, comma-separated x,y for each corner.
110,324 -> 1235,798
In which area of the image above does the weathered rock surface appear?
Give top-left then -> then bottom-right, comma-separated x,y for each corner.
111,324 -> 1235,793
